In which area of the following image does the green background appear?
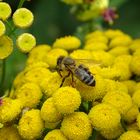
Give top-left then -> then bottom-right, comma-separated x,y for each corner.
1,0 -> 140,92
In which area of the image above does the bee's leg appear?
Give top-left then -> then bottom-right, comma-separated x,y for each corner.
71,72 -> 76,87
58,70 -> 63,77
60,71 -> 70,87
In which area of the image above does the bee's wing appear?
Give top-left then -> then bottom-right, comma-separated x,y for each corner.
74,59 -> 102,68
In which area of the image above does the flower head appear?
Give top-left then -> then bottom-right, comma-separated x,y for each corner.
41,97 -> 62,123
0,35 -> 13,59
0,98 -> 23,123
18,109 -> 44,140
0,125 -> 22,140
53,36 -> 81,50
118,130 -> 140,140
44,129 -> 68,140
13,8 -> 34,28
88,103 -> 121,131
52,86 -> 81,114
15,82 -> 42,108
61,112 -> 92,140
0,2 -> 11,20
16,33 -> 36,53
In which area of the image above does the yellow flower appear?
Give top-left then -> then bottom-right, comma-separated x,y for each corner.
52,86 -> 81,114
0,35 -> 13,59
44,129 -> 68,140
85,35 -> 108,44
100,124 -> 124,139
46,48 -> 68,68
23,67 -> 51,87
84,42 -> 108,51
18,109 -> 44,140
0,2 -> 11,20
85,30 -> 104,40
70,49 -> 92,59
16,33 -> 36,53
123,104 -> 139,123
40,72 -> 62,97
53,36 -> 81,50
135,82 -> 140,91
0,125 -> 22,140
26,44 -> 51,65
13,8 -> 34,28
25,61 -> 49,72
15,82 -> 42,108
88,103 -> 121,131
75,75 -> 106,101
130,55 -> 140,76
109,35 -> 132,48
118,130 -> 140,140
104,29 -> 124,39
0,98 -> 23,123
41,97 -> 62,123
61,112 -> 92,140
129,39 -> 140,52
0,20 -> 5,36
62,0 -> 83,5
122,80 -> 136,96
91,51 -> 115,67
102,91 -> 132,116
132,90 -> 140,108
134,48 -> 140,56
109,46 -> 130,56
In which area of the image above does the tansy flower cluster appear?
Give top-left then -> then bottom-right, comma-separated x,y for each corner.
0,28 -> 140,140
0,1 -> 35,60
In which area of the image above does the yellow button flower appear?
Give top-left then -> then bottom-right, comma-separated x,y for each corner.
123,104 -> 139,123
0,98 -> 23,123
0,125 -> 22,140
118,130 -> 140,140
13,8 -> 34,28
16,33 -> 36,53
61,112 -> 92,140
0,2 -> 11,20
100,124 -> 124,139
53,36 -> 81,50
18,109 -> 44,140
0,35 -> 13,59
15,82 -> 42,108
0,20 -> 5,36
26,44 -> 51,65
40,72 -> 62,97
103,91 -> 132,116
52,86 -> 81,114
88,103 -> 121,131
41,97 -> 62,123
44,129 -> 68,140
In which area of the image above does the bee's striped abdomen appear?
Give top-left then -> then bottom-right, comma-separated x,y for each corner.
74,65 -> 95,86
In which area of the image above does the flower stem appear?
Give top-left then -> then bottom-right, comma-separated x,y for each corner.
0,59 -> 6,96
17,0 -> 26,9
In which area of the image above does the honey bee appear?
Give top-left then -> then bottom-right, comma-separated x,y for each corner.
56,56 -> 96,87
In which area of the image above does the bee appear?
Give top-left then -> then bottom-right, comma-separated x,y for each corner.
56,56 -> 96,87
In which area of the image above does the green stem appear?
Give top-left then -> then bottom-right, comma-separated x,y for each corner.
17,0 -> 26,9
0,59 -> 6,96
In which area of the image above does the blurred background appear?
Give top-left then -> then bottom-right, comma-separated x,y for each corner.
1,0 -> 140,90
